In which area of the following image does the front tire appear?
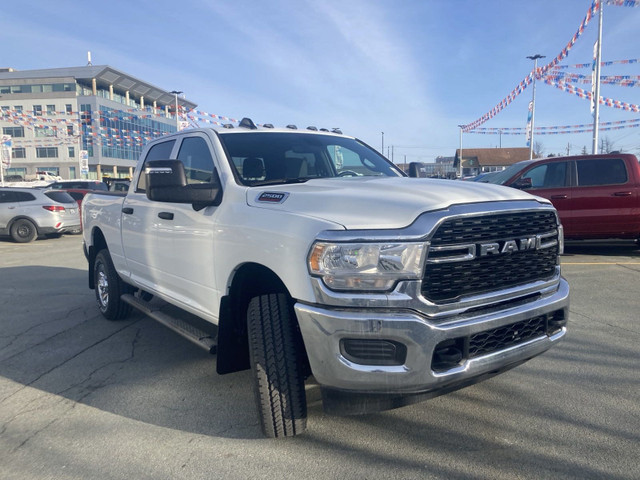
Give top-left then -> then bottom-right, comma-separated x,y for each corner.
247,293 -> 307,438
94,249 -> 132,320
10,219 -> 37,243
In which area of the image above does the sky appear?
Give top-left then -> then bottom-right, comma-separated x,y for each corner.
2,0 -> 640,164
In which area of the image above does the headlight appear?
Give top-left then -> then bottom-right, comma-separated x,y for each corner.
308,241 -> 426,292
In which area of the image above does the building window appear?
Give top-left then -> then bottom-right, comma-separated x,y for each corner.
68,146 -> 75,157
3,126 -> 24,137
33,105 -> 42,116
35,127 -> 57,137
6,167 -> 27,178
66,104 -> 73,114
12,147 -> 26,159
47,104 -> 56,114
14,105 -> 22,112
66,124 -> 75,136
36,147 -> 58,158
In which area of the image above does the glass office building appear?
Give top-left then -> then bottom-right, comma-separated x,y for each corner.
0,65 -> 196,180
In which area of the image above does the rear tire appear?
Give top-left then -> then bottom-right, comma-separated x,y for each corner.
10,219 -> 37,243
247,293 -> 307,438
94,249 -> 132,320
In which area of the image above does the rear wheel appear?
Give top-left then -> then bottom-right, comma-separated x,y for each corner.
10,219 -> 37,243
247,293 -> 307,438
94,249 -> 132,320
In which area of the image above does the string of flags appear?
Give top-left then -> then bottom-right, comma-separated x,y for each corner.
462,0 -> 601,132
462,0 -> 639,133
550,58 -> 639,69
468,117 -> 640,135
544,78 -> 640,112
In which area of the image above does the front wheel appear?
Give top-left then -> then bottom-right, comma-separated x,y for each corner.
94,249 -> 132,320
247,293 -> 307,438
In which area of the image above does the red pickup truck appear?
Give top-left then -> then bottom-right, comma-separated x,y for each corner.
486,153 -> 640,243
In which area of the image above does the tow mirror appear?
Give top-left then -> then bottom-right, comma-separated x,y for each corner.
512,177 -> 533,189
145,160 -> 222,210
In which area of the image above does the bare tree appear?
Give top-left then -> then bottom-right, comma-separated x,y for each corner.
533,141 -> 544,158
599,136 -> 616,154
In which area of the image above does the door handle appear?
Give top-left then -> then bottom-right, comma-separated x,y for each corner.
550,195 -> 568,199
122,207 -> 134,214
158,212 -> 174,220
613,192 -> 632,197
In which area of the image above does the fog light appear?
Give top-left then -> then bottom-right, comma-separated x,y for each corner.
340,338 -> 407,366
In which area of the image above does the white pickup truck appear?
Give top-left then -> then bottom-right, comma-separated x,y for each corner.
82,118 -> 569,437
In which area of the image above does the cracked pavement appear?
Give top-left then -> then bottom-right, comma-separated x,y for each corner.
0,235 -> 639,480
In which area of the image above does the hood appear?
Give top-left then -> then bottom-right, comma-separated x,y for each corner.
246,177 -> 549,229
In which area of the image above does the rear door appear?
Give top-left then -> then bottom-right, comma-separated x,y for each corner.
571,157 -> 637,237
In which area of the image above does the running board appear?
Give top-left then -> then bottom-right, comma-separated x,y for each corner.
121,294 -> 217,354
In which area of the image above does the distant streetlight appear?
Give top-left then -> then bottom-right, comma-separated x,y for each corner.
381,131 -> 384,155
526,54 -> 545,160
169,90 -> 183,130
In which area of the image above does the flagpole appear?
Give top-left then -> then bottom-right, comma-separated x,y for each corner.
527,54 -> 545,160
592,1 -> 603,154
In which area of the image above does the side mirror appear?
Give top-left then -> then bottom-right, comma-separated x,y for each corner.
145,160 -> 222,210
511,177 -> 533,189
408,162 -> 426,178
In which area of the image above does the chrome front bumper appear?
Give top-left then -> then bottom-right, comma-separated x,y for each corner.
295,277 -> 569,395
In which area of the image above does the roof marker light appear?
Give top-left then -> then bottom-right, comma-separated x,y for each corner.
239,117 -> 258,130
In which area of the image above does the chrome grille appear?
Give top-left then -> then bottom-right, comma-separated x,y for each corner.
422,211 -> 559,303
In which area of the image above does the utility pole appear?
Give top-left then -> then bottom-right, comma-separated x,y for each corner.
527,54 -> 545,160
592,3 -> 603,154
381,131 -> 384,154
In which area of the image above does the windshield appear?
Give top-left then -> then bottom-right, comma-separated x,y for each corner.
484,160 -> 536,185
218,132 -> 403,186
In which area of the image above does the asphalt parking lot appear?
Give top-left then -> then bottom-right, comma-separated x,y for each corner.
1,234 -> 639,480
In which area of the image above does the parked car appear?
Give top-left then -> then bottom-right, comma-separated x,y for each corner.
108,179 -> 131,192
47,180 -> 108,191
0,187 -> 81,242
485,153 -> 640,242
25,171 -> 63,182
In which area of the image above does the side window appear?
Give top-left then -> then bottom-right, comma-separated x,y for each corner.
177,137 -> 215,184
520,162 -> 567,189
0,191 -> 17,203
15,192 -> 36,201
576,158 -> 627,186
136,140 -> 176,192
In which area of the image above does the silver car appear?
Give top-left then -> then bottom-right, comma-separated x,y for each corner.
0,187 -> 81,243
